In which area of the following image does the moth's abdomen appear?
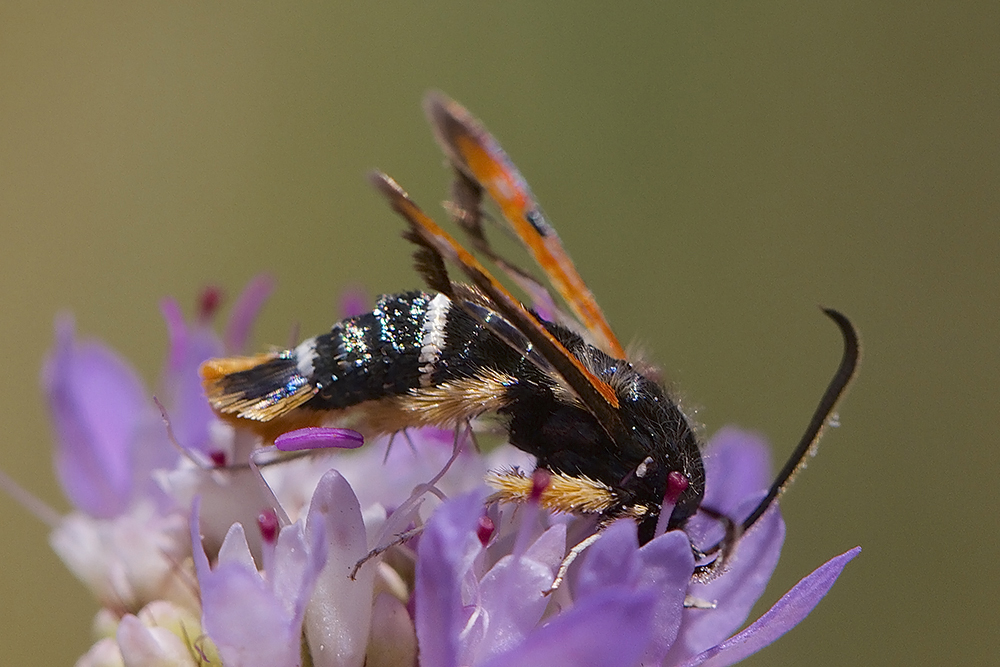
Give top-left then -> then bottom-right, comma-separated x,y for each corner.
307,291 -> 446,407
200,291 -> 522,436
200,351 -> 317,422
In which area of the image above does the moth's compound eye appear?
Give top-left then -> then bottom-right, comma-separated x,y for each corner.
635,456 -> 655,479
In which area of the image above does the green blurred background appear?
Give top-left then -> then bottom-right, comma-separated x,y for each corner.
1,2 -> 996,664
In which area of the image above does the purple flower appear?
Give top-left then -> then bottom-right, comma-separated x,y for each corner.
42,315 -> 154,518
42,277 -> 275,519
21,282 -> 858,666
191,477 -> 332,667
39,278 -> 289,617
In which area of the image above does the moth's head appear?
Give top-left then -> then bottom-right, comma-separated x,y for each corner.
624,398 -> 705,545
635,449 -> 705,545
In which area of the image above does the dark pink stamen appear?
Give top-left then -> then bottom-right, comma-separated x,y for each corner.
530,468 -> 552,503
198,286 -> 224,323
209,450 -> 227,468
664,471 -> 690,506
258,508 -> 279,544
476,515 -> 495,546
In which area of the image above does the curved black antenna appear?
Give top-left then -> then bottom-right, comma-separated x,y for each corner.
701,307 -> 861,558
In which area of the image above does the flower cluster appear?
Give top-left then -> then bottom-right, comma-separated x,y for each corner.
26,279 -> 858,666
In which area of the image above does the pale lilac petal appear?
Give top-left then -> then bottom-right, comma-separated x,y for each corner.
216,523 -> 258,571
273,519 -> 328,630
685,429 -> 771,544
522,520 -> 568,565
634,530 -> 695,664
159,298 -> 223,455
224,274 -> 275,354
471,524 -> 566,663
481,588 -> 657,667
191,499 -> 316,667
574,520 -> 641,597
415,490 -> 489,667
199,562 -> 302,667
701,428 -> 771,515
127,412 -> 177,507
304,470 -> 374,667
574,523 -> 692,664
680,547 -> 861,667
667,502 -> 785,664
275,427 -> 364,452
43,316 -> 148,517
